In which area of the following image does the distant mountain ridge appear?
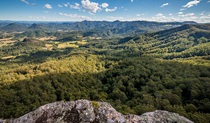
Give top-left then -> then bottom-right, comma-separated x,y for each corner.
0,23 -> 28,32
28,23 -> 46,30
0,20 -> 197,37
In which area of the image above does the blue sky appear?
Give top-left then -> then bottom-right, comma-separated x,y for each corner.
0,0 -> 210,22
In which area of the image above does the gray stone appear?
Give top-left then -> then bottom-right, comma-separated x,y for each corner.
0,100 -> 193,123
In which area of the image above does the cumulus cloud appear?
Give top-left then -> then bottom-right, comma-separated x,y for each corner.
64,3 -> 68,7
182,0 -> 201,9
178,12 -> 183,15
105,7 -> 117,12
44,4 -> 52,9
150,13 -> 166,22
101,3 -> 109,8
134,12 -> 209,23
70,3 -> 80,9
59,12 -> 91,20
161,3 -> 169,7
81,0 -> 100,13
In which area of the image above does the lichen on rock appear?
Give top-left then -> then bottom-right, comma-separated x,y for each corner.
0,99 -> 193,123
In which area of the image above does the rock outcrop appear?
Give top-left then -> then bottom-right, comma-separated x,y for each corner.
0,100 -> 193,123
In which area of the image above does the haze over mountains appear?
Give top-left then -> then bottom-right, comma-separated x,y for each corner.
0,20 -> 197,37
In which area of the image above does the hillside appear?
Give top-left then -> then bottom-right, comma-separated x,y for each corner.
114,24 -> 210,64
28,23 -> 46,30
0,23 -> 210,123
0,23 -> 28,32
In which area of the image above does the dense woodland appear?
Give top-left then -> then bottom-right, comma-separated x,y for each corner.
0,23 -> 210,123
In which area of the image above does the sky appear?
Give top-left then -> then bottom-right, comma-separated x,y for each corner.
0,0 -> 210,22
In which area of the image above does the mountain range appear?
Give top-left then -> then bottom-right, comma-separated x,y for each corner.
0,20 -> 197,37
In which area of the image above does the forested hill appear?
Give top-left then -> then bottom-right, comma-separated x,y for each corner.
0,23 -> 28,32
0,22 -> 210,123
119,23 -> 210,60
0,20 -> 197,37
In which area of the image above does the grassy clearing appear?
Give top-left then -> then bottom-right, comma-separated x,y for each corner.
45,44 -> 53,50
36,37 -> 57,41
0,39 -> 16,47
1,56 -> 16,60
172,56 -> 210,67
56,41 -> 87,49
77,41 -> 87,45
57,42 -> 79,49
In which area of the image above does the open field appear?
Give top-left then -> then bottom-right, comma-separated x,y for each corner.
0,39 -> 16,47
57,42 -> 79,48
36,37 -> 57,41
56,41 -> 87,49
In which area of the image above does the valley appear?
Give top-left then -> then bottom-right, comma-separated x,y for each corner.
0,21 -> 210,123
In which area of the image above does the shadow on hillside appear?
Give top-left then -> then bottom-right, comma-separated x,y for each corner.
0,71 -> 103,118
0,56 -> 210,122
0,48 -> 74,64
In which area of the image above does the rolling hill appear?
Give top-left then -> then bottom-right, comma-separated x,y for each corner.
117,23 -> 210,60
0,23 -> 29,32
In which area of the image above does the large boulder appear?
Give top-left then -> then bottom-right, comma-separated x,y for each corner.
0,100 -> 193,123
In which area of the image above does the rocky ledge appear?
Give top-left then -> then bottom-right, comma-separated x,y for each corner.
0,99 -> 193,123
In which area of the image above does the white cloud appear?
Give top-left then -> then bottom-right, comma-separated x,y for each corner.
156,13 -> 165,17
136,14 -> 144,17
178,13 -> 195,17
105,7 -> 117,12
107,16 -> 124,21
131,0 -> 134,2
180,8 -> 186,11
64,3 -> 68,7
59,12 -> 91,20
101,3 -> 109,8
58,4 -> 63,7
20,0 -> 29,5
178,12 -> 183,15
161,3 -> 169,7
182,0 -> 201,9
133,12 -> 210,23
150,13 -> 167,22
200,11 -> 205,16
20,0 -> 35,5
70,3 -> 80,9
29,16 -> 47,19
81,0 -> 100,13
44,4 -> 52,9
200,14 -> 210,19
208,0 -> 210,3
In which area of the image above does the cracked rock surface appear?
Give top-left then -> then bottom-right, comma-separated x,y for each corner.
0,99 -> 193,123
